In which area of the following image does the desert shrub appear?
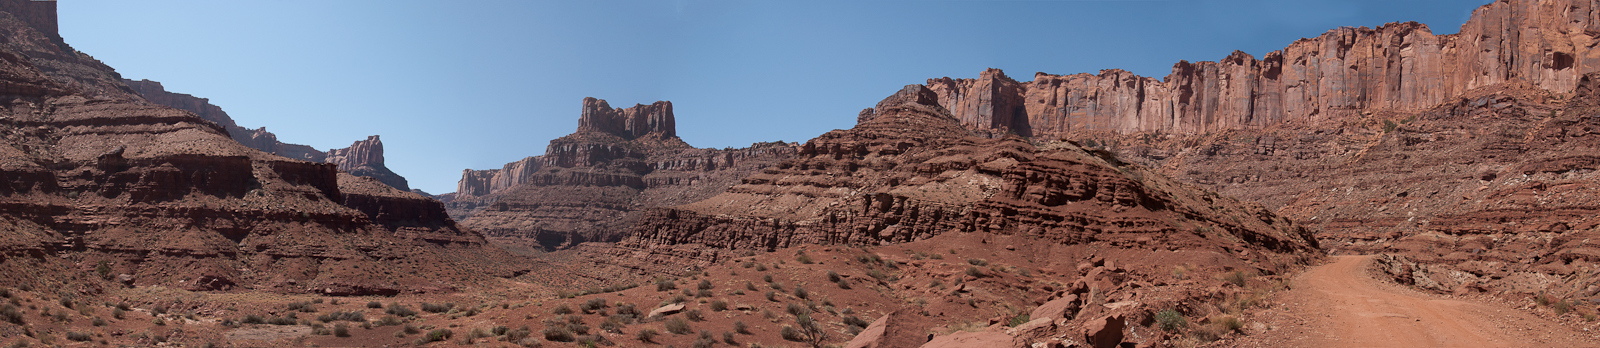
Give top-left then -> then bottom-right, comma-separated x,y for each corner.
665,317 -> 692,334
333,323 -> 350,337
66,331 -> 92,342
1556,300 -> 1574,315
723,331 -> 737,344
696,289 -> 713,298
762,274 -> 774,283
367,301 -> 383,309
656,278 -> 677,291
152,317 -> 165,326
1216,315 -> 1244,332
1222,271 -> 1251,287
698,279 -> 714,290
417,329 -> 453,344
542,326 -> 575,342
685,309 -> 705,322
636,328 -> 659,342
1007,313 -> 1030,327
599,316 -> 625,332
794,286 -> 809,300
240,314 -> 264,324
965,267 -> 986,278
615,302 -> 640,318
745,281 -> 758,291
765,291 -> 778,302
843,315 -> 870,329
581,298 -> 608,313
421,303 -> 454,313
755,263 -> 768,271
797,252 -> 815,264
507,326 -> 532,341
769,282 -> 784,290
734,320 -> 750,334
1,304 -> 23,325
92,317 -> 106,326
710,300 -> 728,312
826,270 -> 841,282
1156,309 -> 1186,332
403,324 -> 421,334
780,325 -> 803,341
376,315 -> 404,326
552,304 -> 573,315
385,303 -> 418,317
317,310 -> 365,323
492,326 -> 510,336
837,278 -> 852,289
966,259 -> 988,266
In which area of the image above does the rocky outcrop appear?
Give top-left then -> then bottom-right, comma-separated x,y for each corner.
123,79 -> 326,162
446,98 -> 796,250
124,80 -> 414,190
327,135 -> 409,191
600,85 -> 1318,277
0,3 -> 518,294
929,0 -> 1600,138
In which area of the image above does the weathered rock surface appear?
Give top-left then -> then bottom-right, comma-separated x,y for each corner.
122,79 -> 324,162
445,98 -> 796,250
595,85 -> 1317,277
124,80 -> 413,190
326,135 -> 409,191
929,0 -> 1600,138
0,1 -> 517,294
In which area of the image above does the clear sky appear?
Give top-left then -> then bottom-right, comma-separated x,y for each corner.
58,0 -> 1487,195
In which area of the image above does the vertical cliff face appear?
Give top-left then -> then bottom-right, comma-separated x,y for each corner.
326,135 -> 409,191
446,98 -> 796,249
930,0 -> 1600,137
578,97 -> 676,140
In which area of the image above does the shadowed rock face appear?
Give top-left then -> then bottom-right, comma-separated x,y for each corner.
444,98 -> 796,250
0,1 -> 517,295
931,1 -> 1600,137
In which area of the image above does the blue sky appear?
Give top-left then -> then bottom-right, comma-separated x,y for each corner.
59,0 -> 1486,194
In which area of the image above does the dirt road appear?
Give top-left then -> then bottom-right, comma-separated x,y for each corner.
1228,255 -> 1599,347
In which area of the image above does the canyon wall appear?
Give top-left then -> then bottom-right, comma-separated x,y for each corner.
447,98 -> 796,249
932,0 -> 1600,138
0,2 -> 518,294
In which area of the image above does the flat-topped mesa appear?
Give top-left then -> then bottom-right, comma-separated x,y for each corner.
931,1 -> 1600,138
577,97 -> 676,140
327,135 -> 410,191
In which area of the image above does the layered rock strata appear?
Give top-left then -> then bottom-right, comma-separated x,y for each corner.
326,135 -> 409,191
446,98 -> 796,250
598,85 -> 1319,276
930,0 -> 1600,137
0,2 -> 516,294
123,80 -> 412,190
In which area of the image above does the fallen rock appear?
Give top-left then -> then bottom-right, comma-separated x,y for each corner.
648,303 -> 685,318
1083,314 -> 1125,348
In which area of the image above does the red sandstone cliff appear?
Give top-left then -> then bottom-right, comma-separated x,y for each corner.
326,135 -> 409,191
931,0 -> 1600,137
446,98 -> 796,250
124,79 -> 414,191
0,2 -> 518,294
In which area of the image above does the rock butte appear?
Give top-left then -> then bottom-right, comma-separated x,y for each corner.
0,0 -> 514,296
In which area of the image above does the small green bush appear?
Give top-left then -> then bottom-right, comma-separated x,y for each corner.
366,301 -> 383,309
1156,309 -> 1186,332
636,328 -> 659,342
